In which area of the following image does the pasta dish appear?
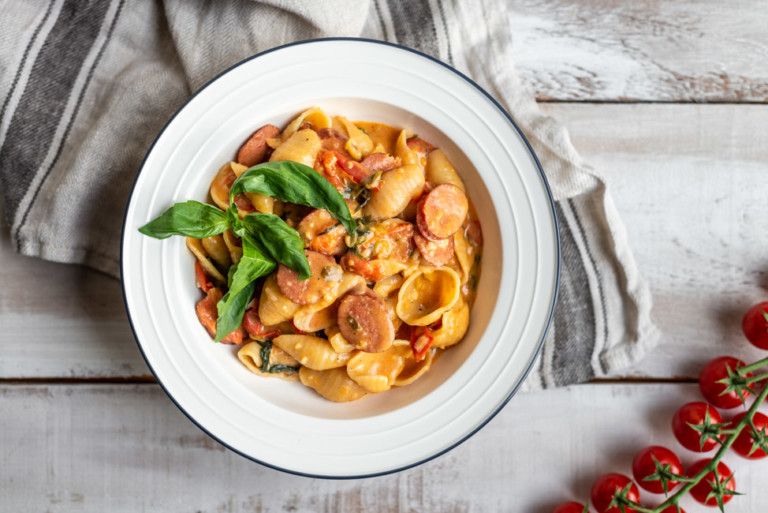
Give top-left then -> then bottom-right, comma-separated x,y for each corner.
141,107 -> 482,402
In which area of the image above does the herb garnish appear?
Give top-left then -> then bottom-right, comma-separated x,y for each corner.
139,161 -> 353,341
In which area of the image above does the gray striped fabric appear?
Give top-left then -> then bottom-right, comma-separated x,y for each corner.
0,0 -> 658,388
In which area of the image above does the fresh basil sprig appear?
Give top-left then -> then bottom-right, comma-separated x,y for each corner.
240,213 -> 310,280
214,236 -> 275,341
139,159 -> 353,342
139,200 -> 229,239
230,161 -> 355,234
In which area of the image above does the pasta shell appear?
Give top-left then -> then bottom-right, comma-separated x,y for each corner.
210,162 -> 237,211
185,237 -> 226,284
273,334 -> 351,370
282,107 -> 332,141
393,340 -> 436,387
337,116 -> 374,160
396,266 -> 461,326
292,272 -> 364,332
299,367 -> 368,402
201,234 -> 231,271
431,300 -> 470,349
363,164 -> 425,221
222,230 -> 243,265
346,344 -> 406,393
270,129 -> 322,168
259,274 -> 301,326
426,149 -> 466,192
325,325 -> 355,353
237,341 -> 300,382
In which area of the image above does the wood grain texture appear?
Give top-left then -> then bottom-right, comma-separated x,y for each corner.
0,219 -> 149,378
541,103 -> 768,378
1,103 -> 766,379
1,383 -> 766,512
510,0 -> 768,102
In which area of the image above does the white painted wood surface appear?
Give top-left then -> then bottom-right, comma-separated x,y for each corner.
510,0 -> 768,102
2,383 -> 766,512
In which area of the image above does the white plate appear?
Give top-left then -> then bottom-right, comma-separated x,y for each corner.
121,38 -> 559,478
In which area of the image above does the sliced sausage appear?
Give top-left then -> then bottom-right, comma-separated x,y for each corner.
337,288 -> 394,353
414,233 -> 454,267
361,152 -> 401,172
276,250 -> 336,305
317,127 -> 349,153
195,287 -> 245,344
406,137 -> 436,166
416,183 -> 469,241
237,124 -> 281,167
297,209 -> 346,256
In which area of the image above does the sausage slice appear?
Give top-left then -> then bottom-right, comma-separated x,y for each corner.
276,250 -> 337,305
360,153 -> 401,172
237,124 -> 280,167
337,288 -> 394,353
416,183 -> 469,241
414,233 -> 454,267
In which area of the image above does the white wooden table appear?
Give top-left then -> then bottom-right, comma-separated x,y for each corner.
2,3 -> 767,511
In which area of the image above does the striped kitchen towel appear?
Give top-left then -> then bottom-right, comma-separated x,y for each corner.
0,0 -> 658,388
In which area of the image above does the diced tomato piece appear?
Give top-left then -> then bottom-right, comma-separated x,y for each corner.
410,325 -> 434,362
195,260 -> 214,293
242,309 -> 281,340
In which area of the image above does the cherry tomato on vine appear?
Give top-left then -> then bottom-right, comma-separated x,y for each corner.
742,301 -> 768,350
590,473 -> 640,513
631,446 -> 683,494
687,459 -> 736,506
551,502 -> 587,513
730,411 -> 768,459
699,356 -> 752,409
672,402 -> 724,452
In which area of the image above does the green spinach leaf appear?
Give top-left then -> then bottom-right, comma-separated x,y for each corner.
139,201 -> 229,239
229,161 -> 355,234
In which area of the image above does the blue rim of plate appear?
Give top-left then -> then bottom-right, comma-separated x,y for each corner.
120,37 -> 561,479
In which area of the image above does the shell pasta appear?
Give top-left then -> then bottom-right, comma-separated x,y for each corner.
192,107 -> 483,402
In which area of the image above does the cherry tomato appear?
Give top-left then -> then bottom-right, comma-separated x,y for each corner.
631,446 -> 683,494
590,473 -> 640,513
551,502 -> 586,513
672,402 -> 724,452
742,301 -> 768,350
687,459 -> 736,506
730,411 -> 768,459
699,356 -> 752,409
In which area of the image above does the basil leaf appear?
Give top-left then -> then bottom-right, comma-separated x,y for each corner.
228,235 -> 276,298
139,201 -> 228,239
214,280 -> 257,342
214,235 -> 276,341
241,213 -> 310,280
229,161 -> 355,234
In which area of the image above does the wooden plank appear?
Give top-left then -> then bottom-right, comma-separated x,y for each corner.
1,383 -> 766,512
0,219 -> 149,378
1,103 -> 767,379
540,103 -> 768,378
510,0 -> 768,102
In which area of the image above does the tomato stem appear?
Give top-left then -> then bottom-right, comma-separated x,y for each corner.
740,356 -> 768,374
744,372 -> 768,385
623,381 -> 768,513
